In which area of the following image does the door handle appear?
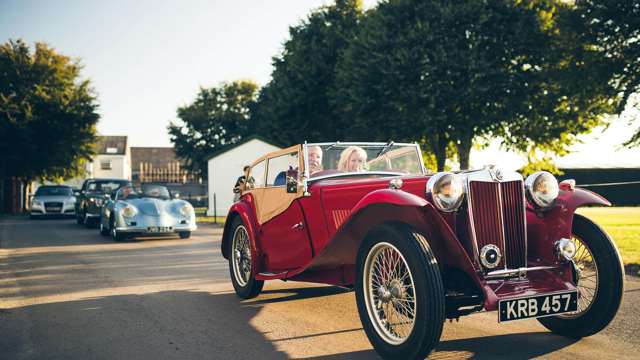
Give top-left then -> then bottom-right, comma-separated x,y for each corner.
291,222 -> 304,230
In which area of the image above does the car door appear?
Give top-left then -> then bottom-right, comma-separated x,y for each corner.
246,146 -> 312,272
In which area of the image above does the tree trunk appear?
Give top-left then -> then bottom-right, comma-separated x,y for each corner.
430,134 -> 448,172
456,133 -> 473,170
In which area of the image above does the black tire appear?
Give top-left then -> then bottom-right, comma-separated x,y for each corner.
538,214 -> 624,338
99,217 -> 109,236
355,224 -> 444,360
77,208 -> 85,225
110,216 -> 126,242
179,232 -> 191,239
228,217 -> 264,299
85,214 -> 95,228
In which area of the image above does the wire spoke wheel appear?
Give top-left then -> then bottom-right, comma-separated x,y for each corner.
232,225 -> 251,287
561,234 -> 598,318
364,242 -> 417,345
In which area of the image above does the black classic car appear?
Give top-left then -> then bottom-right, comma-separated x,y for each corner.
75,178 -> 131,227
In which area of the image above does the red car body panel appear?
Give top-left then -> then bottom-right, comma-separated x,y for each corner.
223,172 -> 610,311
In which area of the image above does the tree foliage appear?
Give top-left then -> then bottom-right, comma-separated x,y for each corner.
0,39 -> 99,182
168,81 -> 258,177
253,0 -> 362,146
332,0 -> 621,171
567,0 -> 640,146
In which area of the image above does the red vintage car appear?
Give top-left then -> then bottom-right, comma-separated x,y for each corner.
222,142 -> 624,360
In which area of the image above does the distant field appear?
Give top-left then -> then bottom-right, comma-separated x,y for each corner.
194,206 -> 639,266
577,207 -> 640,267
195,208 -> 226,225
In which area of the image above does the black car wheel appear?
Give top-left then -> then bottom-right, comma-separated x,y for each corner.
538,214 -> 624,338
355,225 -> 444,360
84,211 -> 95,228
77,207 -> 85,225
179,232 -> 191,239
228,217 -> 263,299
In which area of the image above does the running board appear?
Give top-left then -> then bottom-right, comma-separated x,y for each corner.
256,271 -> 288,280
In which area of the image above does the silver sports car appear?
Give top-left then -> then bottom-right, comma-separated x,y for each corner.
30,185 -> 76,218
99,184 -> 197,241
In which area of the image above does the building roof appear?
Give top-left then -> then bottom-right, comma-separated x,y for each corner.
96,136 -> 128,155
131,147 -> 185,169
206,135 -> 280,161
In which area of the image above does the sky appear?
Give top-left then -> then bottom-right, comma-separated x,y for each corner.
1,0 -> 639,171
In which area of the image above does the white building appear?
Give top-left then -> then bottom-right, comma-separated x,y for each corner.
88,135 -> 131,180
207,137 -> 280,216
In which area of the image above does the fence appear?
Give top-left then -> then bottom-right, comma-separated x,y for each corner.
137,161 -> 201,184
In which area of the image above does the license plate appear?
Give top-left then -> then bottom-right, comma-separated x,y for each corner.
147,226 -> 171,233
47,207 -> 61,212
499,291 -> 578,322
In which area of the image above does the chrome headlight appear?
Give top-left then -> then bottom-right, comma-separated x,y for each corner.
121,204 -> 137,218
32,199 -> 43,206
525,171 -> 559,209
426,172 -> 465,212
179,204 -> 193,217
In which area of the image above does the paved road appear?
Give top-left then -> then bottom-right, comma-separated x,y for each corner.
1,216 -> 638,359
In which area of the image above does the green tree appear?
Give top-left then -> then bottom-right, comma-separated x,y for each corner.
0,39 -> 99,184
334,0 -> 620,171
168,80 -> 258,177
566,0 -> 640,146
334,0 -> 555,170
254,0 -> 362,146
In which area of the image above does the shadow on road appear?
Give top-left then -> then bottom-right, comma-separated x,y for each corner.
0,290 -> 289,360
300,331 -> 579,360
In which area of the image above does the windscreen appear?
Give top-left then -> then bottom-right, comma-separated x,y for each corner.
117,185 -> 171,200
35,186 -> 73,196
306,143 -> 425,178
87,180 -> 129,193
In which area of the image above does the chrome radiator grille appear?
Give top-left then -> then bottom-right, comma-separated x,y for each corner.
468,180 -> 527,269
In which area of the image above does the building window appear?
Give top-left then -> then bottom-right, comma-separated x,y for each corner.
101,160 -> 112,170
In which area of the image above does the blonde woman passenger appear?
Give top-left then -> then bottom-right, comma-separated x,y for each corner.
338,146 -> 367,172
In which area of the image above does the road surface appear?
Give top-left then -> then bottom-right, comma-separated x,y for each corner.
1,216 -> 638,359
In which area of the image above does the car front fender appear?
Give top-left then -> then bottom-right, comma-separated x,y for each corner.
300,189 -> 481,289
221,195 -> 261,268
527,187 -> 611,263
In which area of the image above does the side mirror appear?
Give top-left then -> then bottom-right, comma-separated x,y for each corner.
104,194 -> 111,201
286,169 -> 298,194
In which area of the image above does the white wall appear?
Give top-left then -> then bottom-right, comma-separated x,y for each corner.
207,139 -> 280,216
90,152 -> 131,180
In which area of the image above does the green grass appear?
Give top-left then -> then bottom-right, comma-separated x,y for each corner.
576,207 -> 640,266
193,206 -> 638,265
195,207 -> 226,224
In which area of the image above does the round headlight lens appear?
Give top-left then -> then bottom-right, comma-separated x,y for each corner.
122,205 -> 137,218
426,172 -> 465,212
525,171 -> 559,209
180,204 -> 193,217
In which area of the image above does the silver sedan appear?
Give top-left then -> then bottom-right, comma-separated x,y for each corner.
30,185 -> 76,218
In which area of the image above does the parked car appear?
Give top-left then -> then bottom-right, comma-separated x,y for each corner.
99,184 -> 197,241
30,185 -> 76,218
222,142 -> 624,360
75,178 -> 131,227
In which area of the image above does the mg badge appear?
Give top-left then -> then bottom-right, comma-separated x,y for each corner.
490,168 -> 503,181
